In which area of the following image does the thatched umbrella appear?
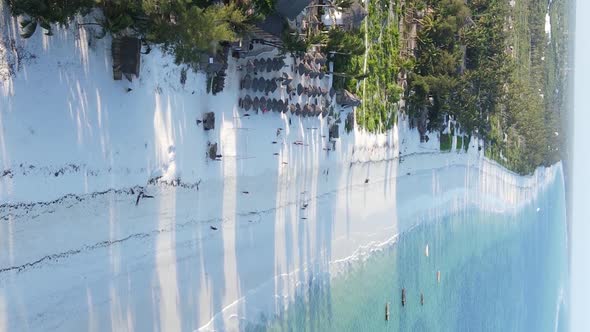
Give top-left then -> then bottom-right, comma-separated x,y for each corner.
266,98 -> 274,112
314,105 -> 322,116
282,78 -> 293,86
322,107 -> 329,117
253,58 -> 260,68
310,103 -> 317,115
315,54 -> 327,65
261,80 -> 268,93
270,79 -> 278,92
329,87 -> 336,98
302,104 -> 311,116
318,72 -> 325,80
298,63 -> 306,75
260,78 -> 268,92
266,98 -> 273,111
287,83 -> 295,95
243,95 -> 252,111
272,99 -> 280,112
288,104 -> 296,114
270,58 -> 277,71
265,60 -> 273,73
310,106 -> 317,116
297,83 -> 304,96
295,103 -> 302,116
256,77 -> 265,92
318,105 -> 325,116
263,79 -> 272,93
253,96 -> 260,111
258,58 -> 266,70
315,86 -> 322,96
260,96 -> 268,111
245,60 -> 255,73
320,87 -> 328,96
278,99 -> 284,112
242,74 -> 252,90
274,58 -> 283,71
251,77 -> 259,92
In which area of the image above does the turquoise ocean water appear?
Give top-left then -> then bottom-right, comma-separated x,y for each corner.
255,169 -> 568,331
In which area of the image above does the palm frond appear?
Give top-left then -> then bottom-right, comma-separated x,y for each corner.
20,18 -> 38,39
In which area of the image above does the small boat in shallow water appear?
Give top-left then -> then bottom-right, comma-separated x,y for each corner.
385,302 -> 390,321
401,288 -> 406,306
425,244 -> 429,257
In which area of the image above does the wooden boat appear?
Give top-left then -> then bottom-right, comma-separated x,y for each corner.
401,288 -> 406,306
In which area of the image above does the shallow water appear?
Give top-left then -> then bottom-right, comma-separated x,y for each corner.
255,168 -> 568,331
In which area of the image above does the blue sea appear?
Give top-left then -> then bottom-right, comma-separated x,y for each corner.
255,169 -> 569,331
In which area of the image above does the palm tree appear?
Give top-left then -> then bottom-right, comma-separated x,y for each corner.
207,3 -> 259,37
19,17 -> 52,38
8,0 -> 94,38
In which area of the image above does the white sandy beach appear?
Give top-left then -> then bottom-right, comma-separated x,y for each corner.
0,8 -> 562,332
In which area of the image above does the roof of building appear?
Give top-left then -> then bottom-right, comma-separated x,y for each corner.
342,2 -> 367,29
112,37 -> 141,80
119,37 -> 141,76
275,0 -> 312,20
257,13 -> 286,38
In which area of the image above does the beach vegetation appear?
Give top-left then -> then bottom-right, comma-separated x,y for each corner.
7,0 -> 95,37
331,0 -> 402,133
463,135 -> 470,151
401,0 -> 564,174
8,1 -> 256,70
440,133 -> 452,152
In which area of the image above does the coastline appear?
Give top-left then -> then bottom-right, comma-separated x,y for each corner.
0,15 -> 565,331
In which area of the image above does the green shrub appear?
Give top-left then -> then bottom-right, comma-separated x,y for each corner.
440,133 -> 452,151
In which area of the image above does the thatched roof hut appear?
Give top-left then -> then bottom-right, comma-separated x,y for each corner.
336,90 -> 361,108
112,37 -> 141,81
203,112 -> 215,131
